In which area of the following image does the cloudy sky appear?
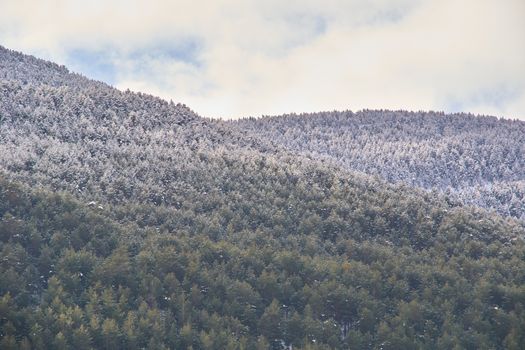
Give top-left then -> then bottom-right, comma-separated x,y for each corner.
1,0 -> 524,119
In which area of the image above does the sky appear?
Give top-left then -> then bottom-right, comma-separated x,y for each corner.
0,0 -> 524,119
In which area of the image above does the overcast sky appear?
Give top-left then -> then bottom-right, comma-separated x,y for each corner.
1,0 -> 524,119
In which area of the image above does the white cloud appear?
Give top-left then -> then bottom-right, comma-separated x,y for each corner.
0,0 -> 524,119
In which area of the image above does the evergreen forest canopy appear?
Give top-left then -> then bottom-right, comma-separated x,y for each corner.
0,45 -> 524,349
232,111 -> 525,221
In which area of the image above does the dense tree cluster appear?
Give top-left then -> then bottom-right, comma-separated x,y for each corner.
1,172 -> 524,349
232,111 -> 525,220
0,46 -> 274,207
1,45 -> 525,349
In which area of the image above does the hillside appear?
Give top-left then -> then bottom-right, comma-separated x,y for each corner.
2,171 -> 525,349
1,46 -> 525,349
232,110 -> 525,221
0,45 -> 274,206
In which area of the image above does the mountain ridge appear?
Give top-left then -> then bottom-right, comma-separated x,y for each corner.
231,109 -> 525,220
1,45 -> 525,349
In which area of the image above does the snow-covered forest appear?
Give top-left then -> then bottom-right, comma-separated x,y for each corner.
1,45 -> 524,349
233,111 -> 525,221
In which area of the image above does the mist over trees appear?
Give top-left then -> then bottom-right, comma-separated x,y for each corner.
1,45 -> 524,349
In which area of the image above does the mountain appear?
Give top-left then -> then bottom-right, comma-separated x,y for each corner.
0,45 -> 276,206
232,110 -> 525,221
1,45 -> 524,349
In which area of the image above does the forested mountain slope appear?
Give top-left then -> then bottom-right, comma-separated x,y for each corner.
0,45 -> 274,206
2,169 -> 525,349
1,46 -> 525,349
232,111 -> 525,220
